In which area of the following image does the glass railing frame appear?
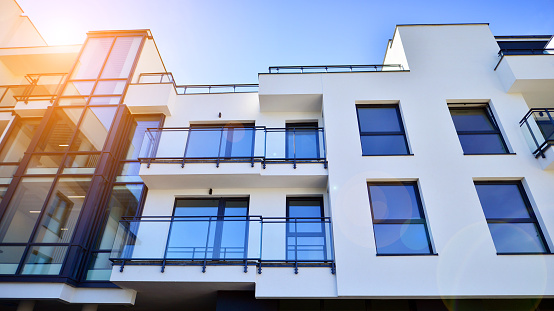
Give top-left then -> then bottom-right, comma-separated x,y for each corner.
139,126 -> 327,169
267,64 -> 405,74
110,215 -> 335,274
519,108 -> 554,157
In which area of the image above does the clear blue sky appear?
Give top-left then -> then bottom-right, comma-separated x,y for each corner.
16,0 -> 554,85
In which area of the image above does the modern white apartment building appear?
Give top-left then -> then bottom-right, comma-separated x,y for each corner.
0,1 -> 554,310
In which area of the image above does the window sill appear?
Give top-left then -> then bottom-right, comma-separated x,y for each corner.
463,153 -> 516,156
376,253 -> 438,257
362,154 -> 414,157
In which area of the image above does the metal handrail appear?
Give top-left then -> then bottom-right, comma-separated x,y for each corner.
0,73 -> 67,106
519,108 -> 554,157
268,64 -> 405,74
175,84 -> 259,94
110,215 -> 335,274
498,48 -> 554,57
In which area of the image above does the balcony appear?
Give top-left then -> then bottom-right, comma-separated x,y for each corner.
110,216 -> 335,274
495,49 -> 554,93
0,73 -> 66,116
520,108 -> 554,169
138,126 -> 328,188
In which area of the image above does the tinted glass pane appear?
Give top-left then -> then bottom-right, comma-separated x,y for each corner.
100,37 -> 142,79
93,81 -> 126,95
85,252 -> 112,281
374,224 -> 430,254
0,164 -> 18,184
361,135 -> 408,155
288,200 -> 323,233
34,108 -> 83,153
58,97 -> 88,106
97,184 -> 144,249
125,115 -> 162,160
174,199 -> 219,216
0,119 -> 41,162
369,184 -> 422,220
475,184 -> 531,219
222,127 -> 254,158
25,154 -> 64,175
115,162 -> 142,182
287,129 -> 318,159
221,201 -> 248,259
21,245 -> 68,275
537,120 -> 554,141
0,177 -> 54,243
70,107 -> 117,152
62,81 -> 94,96
0,246 -> 26,274
62,154 -> 99,174
185,128 -> 222,158
488,223 -> 546,253
357,107 -> 401,132
450,108 -> 496,132
33,177 -> 92,244
89,96 -> 120,105
71,37 -> 114,80
458,134 -> 507,154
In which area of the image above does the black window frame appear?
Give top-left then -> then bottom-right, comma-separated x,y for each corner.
285,122 -> 320,160
474,181 -> 550,255
367,182 -> 434,256
286,197 -> 327,262
449,104 -> 510,155
356,104 -> 410,156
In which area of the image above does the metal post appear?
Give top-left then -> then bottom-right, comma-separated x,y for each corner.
203,216 -> 213,273
294,218 -> 298,274
216,127 -> 224,168
293,128 -> 297,169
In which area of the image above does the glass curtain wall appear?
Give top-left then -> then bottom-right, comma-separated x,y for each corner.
0,33 -> 145,278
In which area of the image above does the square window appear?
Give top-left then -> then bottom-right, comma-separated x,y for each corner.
449,104 -> 508,154
367,183 -> 432,255
474,182 -> 549,254
356,105 -> 410,156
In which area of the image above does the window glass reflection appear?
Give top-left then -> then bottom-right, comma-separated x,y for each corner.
0,118 -> 41,162
62,154 -> 99,174
0,177 -> 55,243
32,177 -> 92,244
125,115 -> 162,160
93,81 -> 126,95
100,36 -> 142,79
0,246 -> 26,274
62,82 -> 94,97
35,108 -> 83,153
21,245 -> 68,275
286,123 -> 319,159
70,37 -> 114,80
70,107 -> 117,152
25,154 -> 64,175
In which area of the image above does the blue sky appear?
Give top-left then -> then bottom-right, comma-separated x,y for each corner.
16,0 -> 554,85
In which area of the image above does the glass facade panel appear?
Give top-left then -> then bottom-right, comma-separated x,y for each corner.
100,37 -> 142,79
0,177 -> 54,243
71,37 -> 114,80
488,223 -> 546,253
0,119 -> 41,162
369,185 -> 422,220
21,245 -> 68,275
475,182 -> 548,254
34,108 -> 83,153
458,134 -> 507,154
286,124 -> 319,159
125,115 -> 162,160
0,164 -> 18,183
25,154 -> 64,175
85,252 -> 112,280
93,81 -> 126,95
62,82 -> 94,97
357,106 -> 409,156
221,127 -> 254,158
62,154 -> 99,174
58,97 -> 88,106
185,128 -> 223,158
32,177 -> 92,244
70,107 -> 117,152
0,246 -> 25,274
368,183 -> 432,255
357,107 -> 402,132
360,135 -> 408,156
89,96 -> 121,105
115,162 -> 142,182
373,223 -> 431,254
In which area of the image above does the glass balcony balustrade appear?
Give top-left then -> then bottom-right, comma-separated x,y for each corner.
138,126 -> 327,168
110,216 -> 335,273
520,108 -> 554,156
0,73 -> 67,108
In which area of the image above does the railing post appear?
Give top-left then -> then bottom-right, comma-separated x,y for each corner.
203,216 -> 213,273
294,218 -> 298,274
161,215 -> 175,273
216,127 -> 224,168
293,128 -> 297,169
258,217 -> 263,274
263,128 -> 267,169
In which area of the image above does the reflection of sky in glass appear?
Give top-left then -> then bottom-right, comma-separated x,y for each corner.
475,184 -> 530,219
488,223 -> 545,253
370,185 -> 421,220
374,224 -> 430,254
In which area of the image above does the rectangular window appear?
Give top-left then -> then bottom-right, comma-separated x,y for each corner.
367,182 -> 433,255
449,104 -> 508,154
356,105 -> 409,156
286,198 -> 327,261
474,181 -> 549,254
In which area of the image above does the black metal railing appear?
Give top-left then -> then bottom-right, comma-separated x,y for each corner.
135,72 -> 259,94
520,108 -> 554,157
498,49 -> 554,57
0,73 -> 67,108
138,126 -> 327,169
110,216 -> 335,274
268,64 -> 405,74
